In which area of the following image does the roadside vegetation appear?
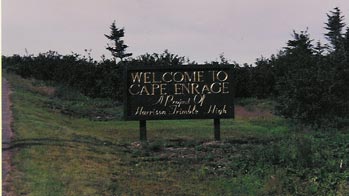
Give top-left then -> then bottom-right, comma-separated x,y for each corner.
3,7 -> 349,128
2,7 -> 349,196
3,73 -> 348,195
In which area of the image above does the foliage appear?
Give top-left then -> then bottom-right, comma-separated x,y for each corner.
2,7 -> 349,128
208,55 -> 275,99
258,7 -> 349,127
325,7 -> 346,52
105,20 -> 132,62
2,51 -> 122,100
2,49 -> 195,102
129,49 -> 193,66
344,28 -> 349,60
5,73 -> 349,195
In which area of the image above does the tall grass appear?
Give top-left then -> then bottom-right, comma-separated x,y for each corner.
4,73 -> 349,195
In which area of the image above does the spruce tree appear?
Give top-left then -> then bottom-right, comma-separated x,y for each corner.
285,30 -> 314,55
325,7 -> 345,52
105,21 -> 132,62
344,27 -> 349,61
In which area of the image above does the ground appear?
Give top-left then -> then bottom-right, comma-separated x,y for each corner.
2,73 -> 349,196
2,79 -> 14,196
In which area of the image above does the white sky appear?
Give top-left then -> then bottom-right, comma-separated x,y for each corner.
2,0 -> 349,64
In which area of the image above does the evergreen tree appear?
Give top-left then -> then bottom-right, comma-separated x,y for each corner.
274,30 -> 320,124
285,30 -> 314,55
272,22 -> 349,127
325,7 -> 345,52
129,50 -> 192,66
314,41 -> 326,57
105,21 -> 132,62
277,30 -> 314,76
344,27 -> 349,61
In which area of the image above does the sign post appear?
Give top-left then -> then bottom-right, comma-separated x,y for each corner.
124,65 -> 234,141
140,120 -> 147,141
214,118 -> 220,141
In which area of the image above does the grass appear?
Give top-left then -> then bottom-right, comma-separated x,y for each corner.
4,73 -> 349,195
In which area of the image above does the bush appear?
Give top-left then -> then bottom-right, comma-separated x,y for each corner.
272,30 -> 349,127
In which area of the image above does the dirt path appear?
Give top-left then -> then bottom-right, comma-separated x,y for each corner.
2,79 -> 14,196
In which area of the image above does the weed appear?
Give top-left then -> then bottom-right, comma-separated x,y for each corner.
5,73 -> 349,195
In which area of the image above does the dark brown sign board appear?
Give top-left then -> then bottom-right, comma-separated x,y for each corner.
124,65 -> 234,140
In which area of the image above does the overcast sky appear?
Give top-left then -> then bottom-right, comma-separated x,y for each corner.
2,0 -> 349,64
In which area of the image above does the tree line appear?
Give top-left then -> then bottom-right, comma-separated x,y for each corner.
2,8 -> 348,127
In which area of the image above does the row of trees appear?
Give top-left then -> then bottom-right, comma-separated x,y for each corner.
2,50 -> 273,101
2,49 -> 197,101
262,7 -> 349,127
3,8 -> 348,127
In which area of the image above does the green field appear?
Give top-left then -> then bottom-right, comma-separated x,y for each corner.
4,73 -> 349,195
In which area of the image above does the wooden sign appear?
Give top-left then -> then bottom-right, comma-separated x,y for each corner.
124,65 -> 234,121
